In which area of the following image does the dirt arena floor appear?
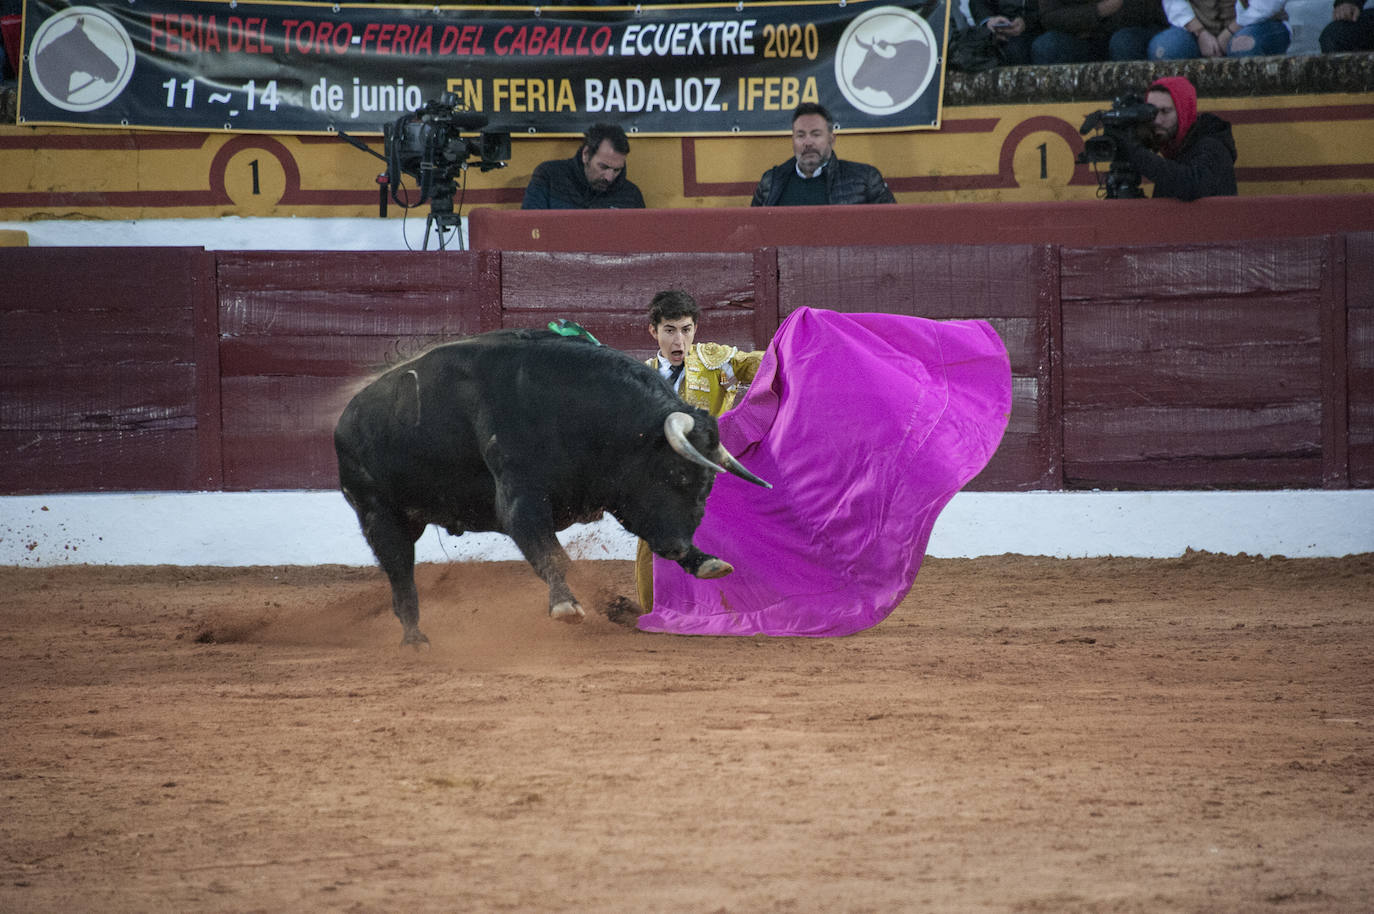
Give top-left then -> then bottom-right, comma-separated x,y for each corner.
1,553 -> 1371,913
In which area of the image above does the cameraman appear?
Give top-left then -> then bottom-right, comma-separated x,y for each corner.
1120,77 -> 1237,201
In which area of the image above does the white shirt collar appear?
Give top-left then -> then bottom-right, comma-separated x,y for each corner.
655,354 -> 681,379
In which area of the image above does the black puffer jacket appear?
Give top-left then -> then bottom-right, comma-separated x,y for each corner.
969,0 -> 1042,32
1125,113 -> 1238,201
520,152 -> 645,210
750,154 -> 896,206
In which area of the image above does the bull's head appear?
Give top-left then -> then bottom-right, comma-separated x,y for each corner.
638,411 -> 770,580
663,412 -> 771,489
851,34 -> 928,99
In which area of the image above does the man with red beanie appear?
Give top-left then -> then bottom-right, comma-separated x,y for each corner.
1122,76 -> 1237,200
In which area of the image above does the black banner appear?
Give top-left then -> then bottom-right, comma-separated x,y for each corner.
18,0 -> 947,135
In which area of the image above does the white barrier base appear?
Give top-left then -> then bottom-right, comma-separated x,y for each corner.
2,490 -> 1371,567
0,216 -> 448,251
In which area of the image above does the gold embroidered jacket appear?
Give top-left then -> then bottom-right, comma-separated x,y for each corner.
647,342 -> 764,417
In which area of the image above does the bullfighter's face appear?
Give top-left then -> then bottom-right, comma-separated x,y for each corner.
791,113 -> 834,178
582,139 -> 627,192
649,316 -> 697,366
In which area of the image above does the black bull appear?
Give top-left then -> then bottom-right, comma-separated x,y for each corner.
334,329 -> 770,646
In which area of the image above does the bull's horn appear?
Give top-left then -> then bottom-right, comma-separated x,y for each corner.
856,35 -> 872,49
664,412 -> 727,475
664,413 -> 773,489
714,445 -> 772,489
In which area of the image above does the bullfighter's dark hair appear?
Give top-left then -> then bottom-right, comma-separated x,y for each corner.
648,289 -> 700,327
791,102 -> 834,128
583,122 -> 631,156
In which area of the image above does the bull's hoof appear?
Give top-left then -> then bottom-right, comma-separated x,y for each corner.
695,558 -> 733,579
551,600 -> 586,624
400,628 -> 431,650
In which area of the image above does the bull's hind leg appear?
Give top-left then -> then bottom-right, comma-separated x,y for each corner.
348,494 -> 428,646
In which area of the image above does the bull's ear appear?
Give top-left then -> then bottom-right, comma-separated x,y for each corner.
663,412 -> 726,475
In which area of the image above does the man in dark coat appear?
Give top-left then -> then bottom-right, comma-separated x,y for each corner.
969,0 -> 1044,65
1320,0 -> 1374,51
750,103 -> 895,206
521,122 -> 646,210
1123,76 -> 1237,201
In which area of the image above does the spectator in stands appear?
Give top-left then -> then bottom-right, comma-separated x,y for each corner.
1119,76 -> 1238,200
1149,0 -> 1291,57
1032,0 -> 1167,63
969,0 -> 1045,65
751,103 -> 895,206
0,0 -> 19,83
1320,0 -> 1374,51
521,122 -> 645,210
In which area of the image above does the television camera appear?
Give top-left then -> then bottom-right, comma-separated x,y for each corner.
337,92 -> 511,249
1076,94 -> 1157,199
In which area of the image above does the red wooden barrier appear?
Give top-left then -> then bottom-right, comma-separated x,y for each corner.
498,250 -> 758,357
0,247 -> 217,493
468,195 -> 1374,253
214,250 -> 499,489
772,244 -> 1060,491
1060,238 -> 1333,489
2,215 -> 1369,496
1350,233 -> 1374,487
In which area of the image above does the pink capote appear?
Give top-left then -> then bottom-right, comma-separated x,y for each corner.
637,307 -> 1012,637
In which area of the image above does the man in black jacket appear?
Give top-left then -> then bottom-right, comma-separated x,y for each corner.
750,103 -> 895,206
969,0 -> 1044,65
1320,0 -> 1374,51
1123,76 -> 1237,201
521,123 -> 646,210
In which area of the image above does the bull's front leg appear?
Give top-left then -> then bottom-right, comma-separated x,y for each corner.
675,545 -> 733,580
499,490 -> 585,624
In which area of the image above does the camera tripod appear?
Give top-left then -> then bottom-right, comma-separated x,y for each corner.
422,179 -> 464,251
1101,159 -> 1145,199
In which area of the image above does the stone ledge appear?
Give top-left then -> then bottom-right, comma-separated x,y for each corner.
943,52 -> 1374,105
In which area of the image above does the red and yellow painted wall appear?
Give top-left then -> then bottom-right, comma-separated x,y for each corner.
2,90 -> 1371,220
